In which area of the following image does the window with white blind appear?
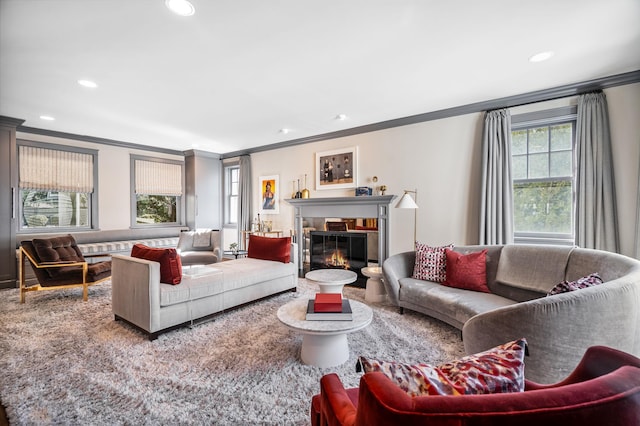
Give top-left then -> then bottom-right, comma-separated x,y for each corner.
18,141 -> 98,231
131,155 -> 184,226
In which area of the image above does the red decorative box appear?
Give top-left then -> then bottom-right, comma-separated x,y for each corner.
314,293 -> 343,313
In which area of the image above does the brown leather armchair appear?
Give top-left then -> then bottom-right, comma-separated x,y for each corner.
19,235 -> 111,303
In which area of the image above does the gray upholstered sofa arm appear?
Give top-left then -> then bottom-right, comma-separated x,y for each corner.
382,251 -> 415,306
112,254 -> 162,334
462,275 -> 640,384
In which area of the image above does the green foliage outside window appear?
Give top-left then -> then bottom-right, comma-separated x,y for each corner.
513,181 -> 572,233
136,194 -> 178,224
512,122 -> 574,238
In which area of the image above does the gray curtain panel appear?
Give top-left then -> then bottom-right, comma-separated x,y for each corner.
479,109 -> 514,245
238,155 -> 252,246
575,92 -> 619,253
635,147 -> 640,259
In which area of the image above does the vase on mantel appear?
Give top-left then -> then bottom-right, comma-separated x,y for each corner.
301,174 -> 310,198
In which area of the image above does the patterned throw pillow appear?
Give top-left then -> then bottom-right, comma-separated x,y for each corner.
357,338 -> 527,397
547,273 -> 603,296
412,242 -> 453,282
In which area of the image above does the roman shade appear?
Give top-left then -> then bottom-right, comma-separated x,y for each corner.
19,145 -> 94,193
134,159 -> 183,196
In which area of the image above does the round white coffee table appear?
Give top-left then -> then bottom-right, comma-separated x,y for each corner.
305,269 -> 357,294
361,266 -> 387,303
277,298 -> 373,367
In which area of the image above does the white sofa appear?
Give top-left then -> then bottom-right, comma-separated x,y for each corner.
111,243 -> 298,340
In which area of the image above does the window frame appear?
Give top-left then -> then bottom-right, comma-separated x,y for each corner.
511,106 -> 577,246
130,154 -> 185,228
17,140 -> 99,233
224,163 -> 240,226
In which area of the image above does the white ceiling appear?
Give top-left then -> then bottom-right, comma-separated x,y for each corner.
1,0 -> 639,155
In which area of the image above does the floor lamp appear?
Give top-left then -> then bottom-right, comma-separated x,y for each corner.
396,189 -> 418,247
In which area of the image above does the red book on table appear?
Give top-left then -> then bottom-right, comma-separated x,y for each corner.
314,293 -> 343,313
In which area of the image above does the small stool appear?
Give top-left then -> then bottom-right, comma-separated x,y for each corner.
362,266 -> 386,303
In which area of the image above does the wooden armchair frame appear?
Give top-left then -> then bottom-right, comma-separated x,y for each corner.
18,239 -> 111,303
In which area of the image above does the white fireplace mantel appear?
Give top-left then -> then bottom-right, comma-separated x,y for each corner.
286,195 -> 397,274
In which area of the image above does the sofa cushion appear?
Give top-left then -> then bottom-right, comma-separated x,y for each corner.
495,245 -> 573,294
444,249 -> 489,293
33,235 -> 84,263
547,273 -> 604,296
412,242 -> 453,282
131,244 -> 182,285
399,278 -> 516,328
212,257 -> 296,291
358,338 -> 527,397
248,235 -> 291,263
160,267 -> 225,306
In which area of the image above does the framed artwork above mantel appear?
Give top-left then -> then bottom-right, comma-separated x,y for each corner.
315,147 -> 357,191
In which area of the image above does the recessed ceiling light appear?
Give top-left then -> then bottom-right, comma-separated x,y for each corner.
335,114 -> 348,121
529,51 -> 555,63
279,128 -> 290,134
39,115 -> 55,121
78,79 -> 98,88
165,0 -> 195,16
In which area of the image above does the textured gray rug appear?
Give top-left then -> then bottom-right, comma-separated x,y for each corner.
0,278 -> 465,425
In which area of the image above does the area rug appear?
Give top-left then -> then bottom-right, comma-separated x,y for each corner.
0,279 -> 465,425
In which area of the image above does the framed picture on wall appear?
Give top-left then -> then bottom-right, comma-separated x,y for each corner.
259,175 -> 279,214
315,147 -> 358,190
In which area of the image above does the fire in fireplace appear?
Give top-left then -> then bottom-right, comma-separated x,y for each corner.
309,231 -> 367,286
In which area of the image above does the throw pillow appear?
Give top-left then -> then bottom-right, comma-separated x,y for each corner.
547,273 -> 603,296
247,235 -> 291,263
131,244 -> 182,285
412,242 -> 453,282
358,338 -> 527,397
443,249 -> 490,293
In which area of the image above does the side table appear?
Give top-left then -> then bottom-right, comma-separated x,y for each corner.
305,269 -> 357,294
361,266 -> 387,303
223,250 -> 248,259
277,298 -> 373,367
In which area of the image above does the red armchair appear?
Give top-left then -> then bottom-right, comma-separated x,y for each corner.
310,346 -> 640,426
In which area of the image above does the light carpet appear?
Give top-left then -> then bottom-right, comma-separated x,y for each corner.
0,279 -> 465,425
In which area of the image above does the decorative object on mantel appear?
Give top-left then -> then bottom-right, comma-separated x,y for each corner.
396,189 -> 418,247
301,174 -> 310,198
379,185 -> 387,195
355,187 -> 373,196
315,147 -> 358,190
295,179 -> 302,199
291,180 -> 297,199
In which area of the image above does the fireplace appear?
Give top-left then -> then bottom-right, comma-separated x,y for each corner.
310,231 -> 367,286
286,195 -> 397,277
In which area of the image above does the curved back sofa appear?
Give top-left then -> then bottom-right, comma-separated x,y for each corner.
382,244 -> 640,383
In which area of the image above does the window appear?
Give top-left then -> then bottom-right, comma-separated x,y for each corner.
511,107 -> 577,245
18,141 -> 97,231
225,165 -> 239,224
131,155 -> 184,226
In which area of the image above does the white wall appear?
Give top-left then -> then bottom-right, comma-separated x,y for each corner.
251,82 -> 640,258
15,132 -> 184,231
17,82 -> 639,258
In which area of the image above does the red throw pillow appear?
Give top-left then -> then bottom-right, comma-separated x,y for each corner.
247,235 -> 291,263
443,249 -> 490,293
131,244 -> 182,285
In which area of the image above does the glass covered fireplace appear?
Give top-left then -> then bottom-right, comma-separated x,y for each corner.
309,231 -> 367,286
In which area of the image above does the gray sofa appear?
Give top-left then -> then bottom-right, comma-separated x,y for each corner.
382,244 -> 640,384
112,243 -> 298,340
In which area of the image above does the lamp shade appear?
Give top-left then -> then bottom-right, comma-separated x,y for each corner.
396,192 -> 418,209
